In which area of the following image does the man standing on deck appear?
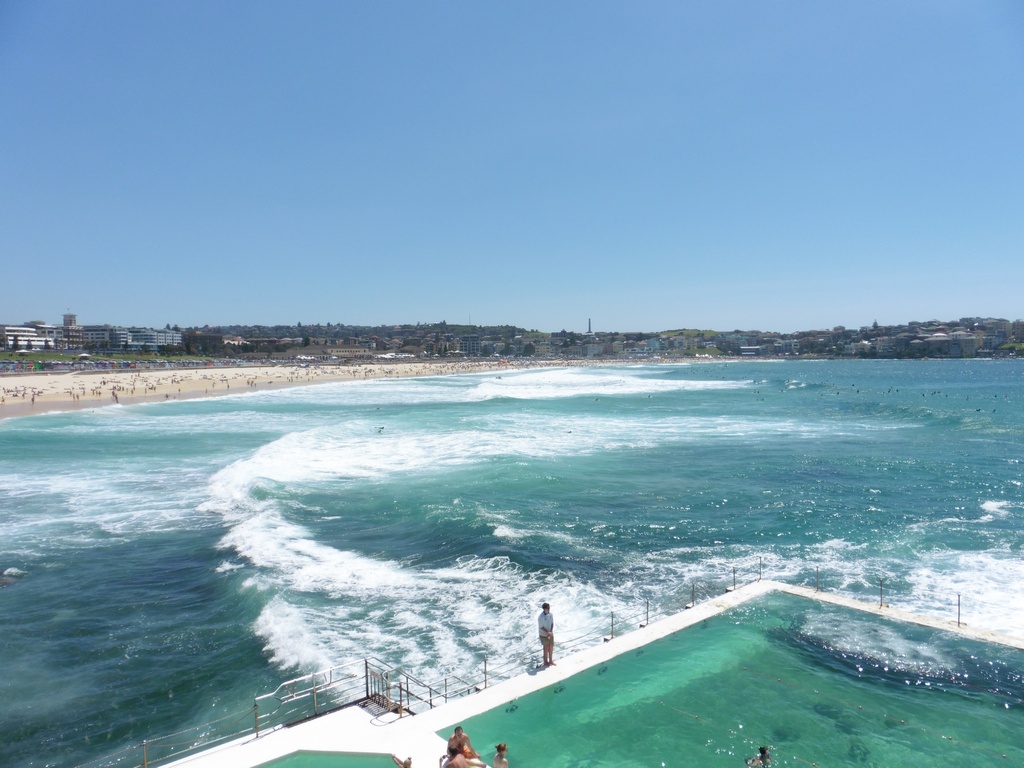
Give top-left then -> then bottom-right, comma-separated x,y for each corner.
538,602 -> 555,666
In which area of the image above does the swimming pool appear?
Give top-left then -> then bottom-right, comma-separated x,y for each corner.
254,751 -> 392,768
440,592 -> 1024,767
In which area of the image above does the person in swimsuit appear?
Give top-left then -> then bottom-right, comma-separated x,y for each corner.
447,726 -> 478,758
440,745 -> 468,768
746,746 -> 770,766
493,743 -> 508,768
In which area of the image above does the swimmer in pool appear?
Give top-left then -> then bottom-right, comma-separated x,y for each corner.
746,746 -> 770,766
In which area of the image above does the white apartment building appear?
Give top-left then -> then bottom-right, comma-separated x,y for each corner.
128,327 -> 183,349
78,325 -> 182,350
2,326 -> 46,350
82,325 -> 130,348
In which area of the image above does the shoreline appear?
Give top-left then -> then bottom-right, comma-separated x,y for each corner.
0,359 -> 599,421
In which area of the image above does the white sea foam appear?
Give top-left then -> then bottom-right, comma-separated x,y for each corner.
206,456 -> 635,675
217,503 -> 417,593
613,533 -> 1024,640
197,409 -> 870,499
463,366 -> 753,402
490,523 -> 526,541
233,365 -> 756,410
0,466 -> 210,549
979,500 -> 1012,520
480,509 -> 594,550
770,540 -> 1024,637
904,550 -> 1024,636
243,536 -> 636,676
254,597 -> 337,671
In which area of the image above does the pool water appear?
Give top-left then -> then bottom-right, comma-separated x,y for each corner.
443,593 -> 1024,767
255,752 -> 392,768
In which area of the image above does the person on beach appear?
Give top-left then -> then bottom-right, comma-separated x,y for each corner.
538,602 -> 555,666
493,743 -> 508,768
746,746 -> 770,766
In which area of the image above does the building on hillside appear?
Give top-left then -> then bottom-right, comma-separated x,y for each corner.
334,346 -> 371,359
63,314 -> 83,348
562,344 -> 584,358
950,331 -> 979,358
82,325 -> 130,349
980,328 -> 1007,350
1,325 -> 45,350
873,336 -> 895,355
78,325 -> 180,351
923,333 -> 952,356
128,327 -> 183,349
458,335 -> 482,356
26,322 -> 62,348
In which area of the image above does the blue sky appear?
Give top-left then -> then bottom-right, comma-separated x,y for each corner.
2,2 -> 1022,333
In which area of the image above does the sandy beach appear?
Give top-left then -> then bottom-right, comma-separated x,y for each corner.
0,359 -> 536,421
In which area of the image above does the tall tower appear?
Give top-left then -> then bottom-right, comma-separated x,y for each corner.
588,318 -> 592,334
62,312 -> 83,349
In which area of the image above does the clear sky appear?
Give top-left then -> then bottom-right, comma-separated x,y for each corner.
2,2 -> 1022,334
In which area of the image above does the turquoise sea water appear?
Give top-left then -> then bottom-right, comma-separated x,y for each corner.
2,360 -> 1023,767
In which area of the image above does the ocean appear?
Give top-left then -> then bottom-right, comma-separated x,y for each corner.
2,360 -> 1023,768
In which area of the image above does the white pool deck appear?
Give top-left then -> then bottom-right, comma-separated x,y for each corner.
165,580 -> 1024,768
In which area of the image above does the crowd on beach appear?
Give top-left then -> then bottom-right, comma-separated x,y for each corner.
0,358 -> 575,420
0,356 -> 645,421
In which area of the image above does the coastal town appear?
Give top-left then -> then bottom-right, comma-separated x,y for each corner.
2,313 -> 1023,361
